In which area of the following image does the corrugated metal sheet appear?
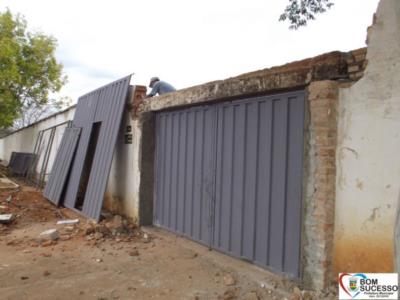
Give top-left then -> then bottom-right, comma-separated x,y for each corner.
154,91 -> 305,278
62,75 -> 132,220
213,92 -> 305,278
43,127 -> 81,205
154,105 -> 216,246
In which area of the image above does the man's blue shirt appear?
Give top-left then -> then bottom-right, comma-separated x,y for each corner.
149,81 -> 176,96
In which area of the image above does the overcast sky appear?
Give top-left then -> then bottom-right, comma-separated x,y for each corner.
1,0 -> 380,102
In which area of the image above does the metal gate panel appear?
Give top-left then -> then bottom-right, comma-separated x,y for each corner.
154,91 -> 305,278
43,127 -> 81,205
154,105 -> 216,246
213,92 -> 304,278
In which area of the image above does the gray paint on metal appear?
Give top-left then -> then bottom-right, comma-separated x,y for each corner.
154,105 -> 216,246
62,75 -> 132,220
43,127 -> 81,205
154,91 -> 305,278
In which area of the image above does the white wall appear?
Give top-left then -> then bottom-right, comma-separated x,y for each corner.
0,107 -> 76,177
334,0 -> 400,273
105,113 -> 141,222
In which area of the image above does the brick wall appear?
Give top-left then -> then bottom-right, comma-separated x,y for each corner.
302,80 -> 339,290
345,48 -> 367,81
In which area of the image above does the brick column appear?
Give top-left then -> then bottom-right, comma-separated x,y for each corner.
128,85 -> 147,119
302,80 -> 338,290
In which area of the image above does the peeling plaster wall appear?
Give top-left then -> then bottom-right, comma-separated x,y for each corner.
334,0 -> 400,274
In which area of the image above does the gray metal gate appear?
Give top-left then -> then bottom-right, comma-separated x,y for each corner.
154,91 -> 305,278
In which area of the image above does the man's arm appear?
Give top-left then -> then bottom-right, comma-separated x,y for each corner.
146,82 -> 160,98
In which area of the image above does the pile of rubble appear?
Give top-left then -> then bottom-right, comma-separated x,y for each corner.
34,214 -> 149,247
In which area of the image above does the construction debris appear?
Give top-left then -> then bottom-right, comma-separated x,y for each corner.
39,229 -> 59,241
56,219 -> 79,225
0,214 -> 13,224
0,178 -> 19,190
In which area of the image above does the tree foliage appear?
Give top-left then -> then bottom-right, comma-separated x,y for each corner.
0,9 -> 66,128
280,0 -> 334,29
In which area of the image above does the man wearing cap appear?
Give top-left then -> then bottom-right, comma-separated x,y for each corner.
146,77 -> 176,98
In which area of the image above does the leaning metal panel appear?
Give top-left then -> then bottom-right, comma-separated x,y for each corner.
43,127 -> 81,205
62,75 -> 132,220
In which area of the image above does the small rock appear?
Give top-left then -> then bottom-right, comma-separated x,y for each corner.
302,290 -> 314,300
290,294 -> 301,300
43,270 -> 51,276
220,288 -> 237,300
40,253 -> 52,257
85,226 -> 95,235
141,233 -> 151,243
20,276 -> 29,280
243,291 -> 259,300
94,232 -> 104,240
129,250 -> 139,256
95,258 -> 103,263
39,229 -> 59,241
293,287 -> 301,295
41,240 -> 56,247
60,235 -> 71,241
223,274 -> 236,286
111,289 -> 119,299
63,225 -> 75,232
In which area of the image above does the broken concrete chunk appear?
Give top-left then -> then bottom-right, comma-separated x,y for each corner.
142,233 -> 151,243
223,274 -> 236,286
0,214 -> 13,224
39,229 -> 59,241
56,219 -> 79,225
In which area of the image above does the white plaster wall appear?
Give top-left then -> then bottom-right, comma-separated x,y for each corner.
105,112 -> 140,221
0,107 -> 76,177
334,0 -> 400,273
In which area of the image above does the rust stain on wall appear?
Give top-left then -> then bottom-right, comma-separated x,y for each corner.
103,194 -> 123,215
333,237 -> 394,276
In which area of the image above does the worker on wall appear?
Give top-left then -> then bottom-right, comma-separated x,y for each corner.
146,77 -> 176,98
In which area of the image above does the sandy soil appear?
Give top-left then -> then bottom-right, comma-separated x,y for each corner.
0,181 -> 336,300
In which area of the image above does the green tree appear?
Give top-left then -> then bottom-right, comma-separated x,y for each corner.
280,0 -> 334,29
0,9 -> 66,128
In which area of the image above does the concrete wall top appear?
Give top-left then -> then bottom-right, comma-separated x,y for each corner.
140,50 -> 359,113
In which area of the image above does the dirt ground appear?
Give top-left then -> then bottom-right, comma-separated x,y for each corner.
0,180 -> 336,300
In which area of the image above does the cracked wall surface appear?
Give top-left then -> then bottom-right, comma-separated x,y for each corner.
334,0 -> 400,274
